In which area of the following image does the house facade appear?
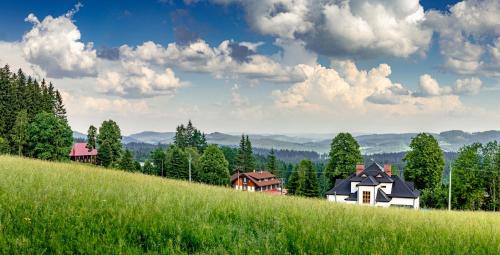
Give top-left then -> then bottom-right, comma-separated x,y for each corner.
326,163 -> 420,209
69,143 -> 97,163
231,171 -> 281,192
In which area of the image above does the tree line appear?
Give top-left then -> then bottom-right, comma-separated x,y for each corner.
0,65 -> 72,160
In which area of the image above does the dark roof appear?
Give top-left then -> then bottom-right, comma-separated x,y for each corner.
345,191 -> 358,201
351,163 -> 394,183
357,176 -> 379,186
326,162 -> 419,199
376,188 -> 391,202
389,176 -> 420,198
326,178 -> 351,195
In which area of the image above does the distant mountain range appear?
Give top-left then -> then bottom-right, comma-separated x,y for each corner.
73,130 -> 500,155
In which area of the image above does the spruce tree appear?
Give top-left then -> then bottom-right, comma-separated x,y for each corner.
301,160 -> 319,197
244,135 -> 255,171
86,125 -> 97,151
11,109 -> 29,156
54,90 -> 67,121
266,148 -> 278,174
236,134 -> 246,171
118,149 -> 136,172
165,145 -> 189,179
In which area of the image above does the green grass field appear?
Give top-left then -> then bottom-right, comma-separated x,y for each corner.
0,156 -> 498,254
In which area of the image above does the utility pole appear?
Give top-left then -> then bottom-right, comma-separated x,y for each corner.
161,159 -> 164,177
188,153 -> 192,182
448,165 -> 452,211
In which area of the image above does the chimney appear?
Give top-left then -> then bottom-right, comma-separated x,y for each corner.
356,164 -> 364,175
384,164 -> 392,176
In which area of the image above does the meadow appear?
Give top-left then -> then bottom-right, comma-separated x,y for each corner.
0,155 -> 498,254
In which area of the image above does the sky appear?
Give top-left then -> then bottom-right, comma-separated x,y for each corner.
0,0 -> 499,135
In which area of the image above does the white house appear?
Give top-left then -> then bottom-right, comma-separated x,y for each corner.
326,162 -> 420,209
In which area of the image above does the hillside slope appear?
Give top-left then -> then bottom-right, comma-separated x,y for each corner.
0,156 -> 498,254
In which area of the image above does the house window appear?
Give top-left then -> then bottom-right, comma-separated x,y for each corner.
362,191 -> 370,204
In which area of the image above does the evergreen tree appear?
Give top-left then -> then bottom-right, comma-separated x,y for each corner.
26,112 -> 73,161
86,125 -> 97,151
97,120 -> 122,167
54,90 -> 67,121
165,145 -> 189,179
266,148 -> 278,175
287,165 -> 302,195
404,133 -> 445,191
150,147 -> 166,176
174,124 -> 188,148
11,109 -> 28,156
198,144 -> 230,186
0,137 -> 9,154
118,150 -> 136,172
325,133 -> 363,188
142,160 -> 155,175
221,146 -> 238,173
301,160 -> 319,197
236,134 -> 246,171
244,135 -> 255,171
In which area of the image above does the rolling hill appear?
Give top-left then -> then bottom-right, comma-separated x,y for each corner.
0,156 -> 498,254
74,130 -> 500,154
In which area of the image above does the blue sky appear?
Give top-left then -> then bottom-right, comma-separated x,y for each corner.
0,0 -> 499,134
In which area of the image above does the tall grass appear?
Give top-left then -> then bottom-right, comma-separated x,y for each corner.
0,155 -> 498,254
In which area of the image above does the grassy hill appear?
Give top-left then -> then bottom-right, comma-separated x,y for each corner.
0,156 -> 498,254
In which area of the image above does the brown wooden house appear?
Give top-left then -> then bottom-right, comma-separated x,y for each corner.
69,143 -> 97,163
231,171 -> 281,192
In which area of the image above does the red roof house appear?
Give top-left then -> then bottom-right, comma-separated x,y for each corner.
231,171 -> 282,193
69,143 -> 97,163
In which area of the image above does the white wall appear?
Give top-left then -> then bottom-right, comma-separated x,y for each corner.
357,186 -> 377,205
350,182 -> 359,193
391,197 -> 418,209
327,195 -> 348,202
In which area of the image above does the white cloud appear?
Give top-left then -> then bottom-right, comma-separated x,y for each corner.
22,5 -> 97,78
426,0 -> 500,76
210,0 -> 432,58
97,59 -> 185,98
272,61 -> 468,116
120,39 -> 307,83
417,74 -> 482,97
61,90 -> 149,115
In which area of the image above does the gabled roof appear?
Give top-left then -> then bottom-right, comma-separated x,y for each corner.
231,171 -> 280,187
376,188 -> 391,202
357,176 -> 379,186
325,178 -> 351,195
389,176 -> 420,198
325,162 -> 420,200
69,143 -> 97,157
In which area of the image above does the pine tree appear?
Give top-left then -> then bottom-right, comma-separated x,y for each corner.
11,109 -> 28,156
244,135 -> 255,171
174,124 -> 188,148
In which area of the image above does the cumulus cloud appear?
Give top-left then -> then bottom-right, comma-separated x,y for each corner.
119,39 -> 307,82
426,0 -> 500,76
209,0 -> 432,58
272,61 -> 468,116
61,90 -> 149,115
97,60 -> 185,98
22,4 -> 97,78
417,74 -> 482,97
